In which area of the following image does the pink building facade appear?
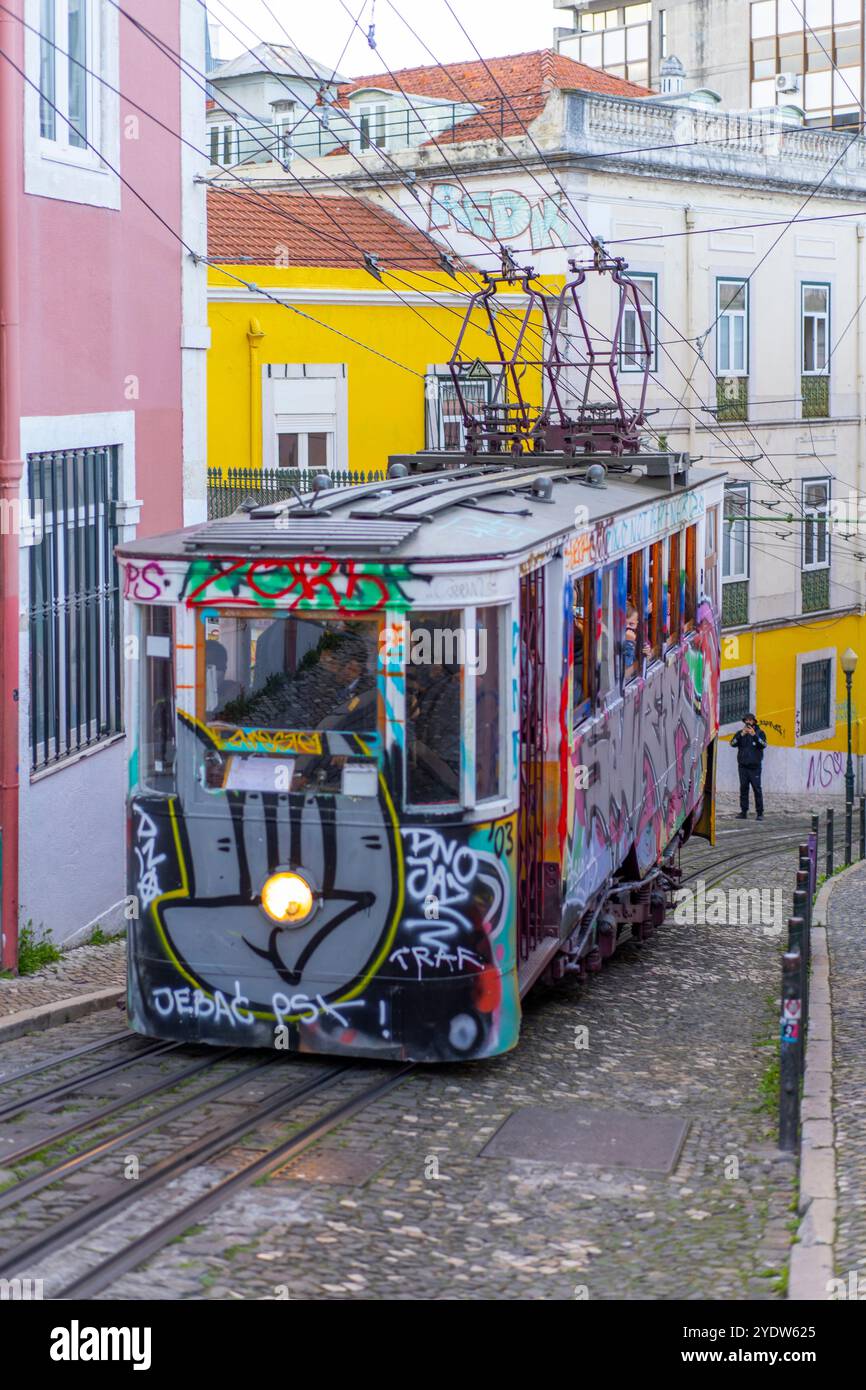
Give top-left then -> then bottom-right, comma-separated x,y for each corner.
0,1 -> 208,962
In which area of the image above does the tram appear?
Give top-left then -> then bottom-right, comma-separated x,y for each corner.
119,450 -> 722,1062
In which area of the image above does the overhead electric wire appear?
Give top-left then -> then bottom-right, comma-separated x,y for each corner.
0,42 -> 435,379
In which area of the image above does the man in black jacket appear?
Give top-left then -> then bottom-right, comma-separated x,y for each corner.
731,713 -> 767,820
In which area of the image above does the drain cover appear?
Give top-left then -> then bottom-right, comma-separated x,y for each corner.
481,1106 -> 688,1174
271,1147 -> 385,1186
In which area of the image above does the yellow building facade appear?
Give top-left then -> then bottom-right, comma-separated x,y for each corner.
719,613 -> 864,799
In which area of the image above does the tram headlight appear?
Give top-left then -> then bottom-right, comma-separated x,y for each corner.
261,871 -> 315,926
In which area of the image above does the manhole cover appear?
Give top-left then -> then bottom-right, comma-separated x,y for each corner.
481,1106 -> 688,1174
271,1148 -> 385,1186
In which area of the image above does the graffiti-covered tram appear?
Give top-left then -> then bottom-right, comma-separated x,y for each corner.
118,453 -> 722,1062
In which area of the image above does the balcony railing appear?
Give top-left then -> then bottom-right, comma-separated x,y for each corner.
802,375 -> 830,419
721,580 -> 749,629
801,567 -> 830,614
716,377 -> 748,422
207,465 -> 385,518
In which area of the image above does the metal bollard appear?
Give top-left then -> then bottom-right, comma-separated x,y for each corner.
806,833 -> 818,899
811,811 -> 819,842
791,896 -> 809,1031
860,797 -> 865,862
779,947 -> 803,1152
845,800 -> 853,867
827,808 -> 834,878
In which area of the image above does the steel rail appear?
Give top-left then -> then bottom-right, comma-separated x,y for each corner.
57,1064 -> 414,1300
0,1029 -> 133,1087
0,1062 -> 350,1279
0,1055 -> 279,1214
0,1040 -> 176,1122
0,1048 -> 225,1168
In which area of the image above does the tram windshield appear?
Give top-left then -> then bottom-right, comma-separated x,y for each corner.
198,613 -> 380,794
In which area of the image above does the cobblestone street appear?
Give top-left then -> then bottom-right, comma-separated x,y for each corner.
0,808 -> 809,1301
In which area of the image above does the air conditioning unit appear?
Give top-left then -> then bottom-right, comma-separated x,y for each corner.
775,72 -> 800,94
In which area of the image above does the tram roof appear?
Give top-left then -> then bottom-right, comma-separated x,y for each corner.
118,456 -> 727,567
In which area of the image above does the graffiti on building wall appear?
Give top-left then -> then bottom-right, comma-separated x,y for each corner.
805,750 -> 844,790
427,182 -> 571,250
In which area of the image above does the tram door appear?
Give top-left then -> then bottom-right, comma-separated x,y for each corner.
517,565 -> 546,963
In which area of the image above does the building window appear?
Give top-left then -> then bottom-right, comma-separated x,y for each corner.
359,103 -> 388,151
39,0 -> 91,150
799,656 -> 833,737
705,504 -> 719,611
209,123 -> 237,166
620,274 -> 657,372
722,483 -> 750,581
716,279 -> 749,376
802,283 -> 830,374
263,366 -> 347,474
720,675 -> 751,727
750,0 -> 861,126
659,9 -> 668,59
28,446 -> 122,772
425,370 -> 493,450
277,430 -> 331,471
573,2 -> 651,84
803,478 -> 830,571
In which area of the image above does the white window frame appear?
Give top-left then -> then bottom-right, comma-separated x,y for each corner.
802,281 -> 830,375
620,272 -> 657,373
795,647 -> 837,747
358,101 -> 389,151
716,277 -> 749,377
802,476 -> 830,571
722,481 -> 750,581
262,364 -> 349,473
425,368 -> 493,450
207,121 -> 238,167
24,0 -> 120,208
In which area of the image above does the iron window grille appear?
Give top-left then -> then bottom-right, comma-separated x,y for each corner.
28,446 -> 122,772
720,675 -> 751,726
800,657 -> 832,737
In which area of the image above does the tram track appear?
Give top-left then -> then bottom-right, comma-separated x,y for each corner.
0,1059 -> 363,1283
56,1064 -> 414,1301
0,1039 -> 178,1123
0,1052 -> 414,1299
0,1029 -> 134,1087
678,833 -> 807,891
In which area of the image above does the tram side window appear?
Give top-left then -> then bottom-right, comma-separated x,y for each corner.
597,566 -> 617,699
647,541 -> 662,662
573,574 -> 593,723
705,505 -> 719,611
141,606 -> 176,792
667,532 -> 682,648
475,606 -> 504,801
684,524 -> 698,633
406,609 -> 462,805
624,551 -> 645,682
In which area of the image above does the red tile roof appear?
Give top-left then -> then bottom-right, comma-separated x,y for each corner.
336,49 -> 650,146
207,186 -> 464,270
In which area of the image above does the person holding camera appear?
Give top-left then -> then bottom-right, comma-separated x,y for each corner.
731,713 -> 767,820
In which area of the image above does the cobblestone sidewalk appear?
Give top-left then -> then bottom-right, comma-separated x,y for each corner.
0,939 -> 125,1019
825,865 -> 866,1290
